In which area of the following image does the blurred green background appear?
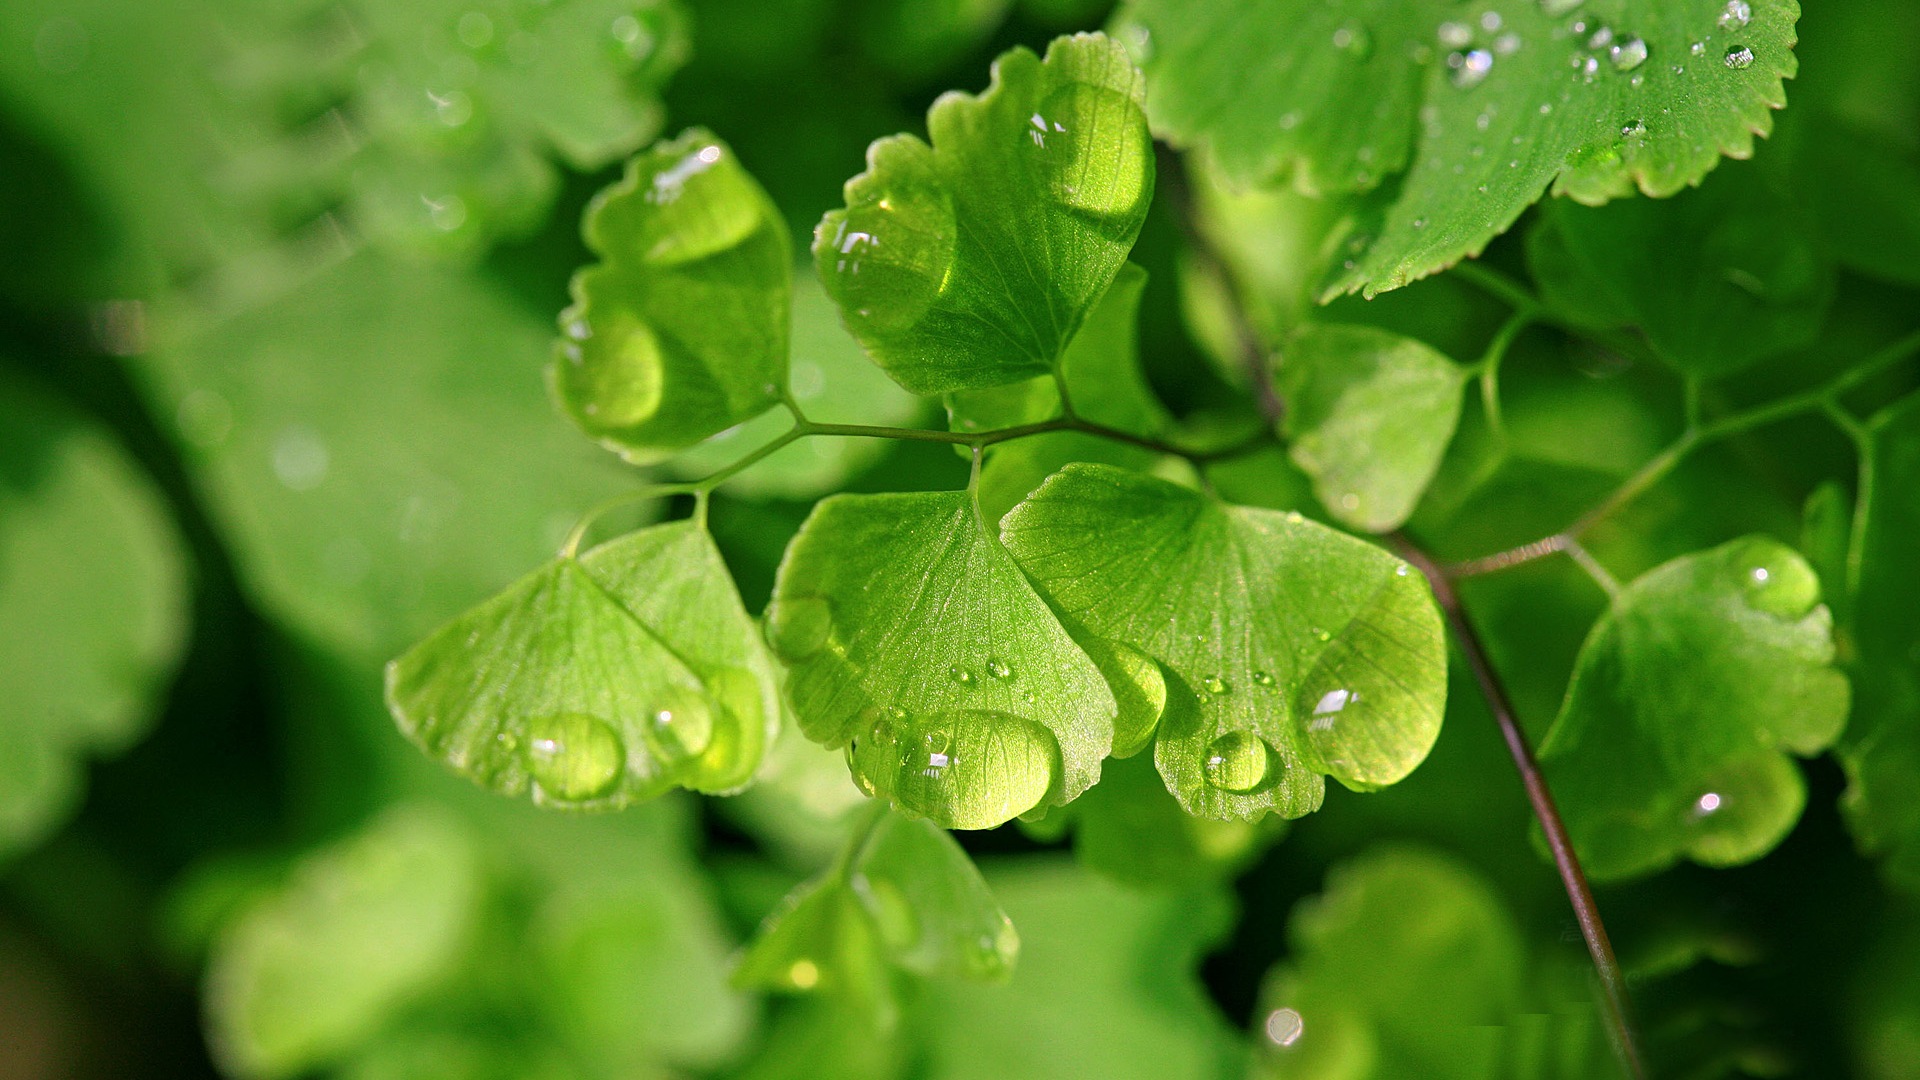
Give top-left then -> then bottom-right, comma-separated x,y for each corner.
3,0 -> 1920,1078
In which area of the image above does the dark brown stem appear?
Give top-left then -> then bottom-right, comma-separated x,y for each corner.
1393,535 -> 1648,1080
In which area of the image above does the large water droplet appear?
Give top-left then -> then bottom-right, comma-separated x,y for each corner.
1718,0 -> 1752,30
766,595 -> 833,661
1089,639 -> 1167,758
822,145 -> 956,333
1724,45 -> 1754,69
527,713 -> 624,800
1609,36 -> 1648,71
1203,731 -> 1273,794
1030,83 -> 1151,219
631,142 -> 766,266
557,312 -> 663,430
1292,571 -> 1444,785
1728,538 -> 1820,620
642,692 -> 715,767
888,710 -> 1060,828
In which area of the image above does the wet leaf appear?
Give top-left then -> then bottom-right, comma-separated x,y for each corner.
767,491 -> 1117,828
556,128 -> 790,462
815,32 -> 1153,393
1001,463 -> 1448,821
1540,536 -> 1851,880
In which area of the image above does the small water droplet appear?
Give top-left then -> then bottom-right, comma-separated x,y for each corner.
950,665 -> 975,686
1450,48 -> 1495,88
986,657 -> 1013,680
1311,626 -> 1333,643
1622,119 -> 1647,138
1693,791 -> 1724,816
1690,40 -> 1708,57
1586,25 -> 1614,49
1203,675 -> 1231,695
1265,1007 -> 1306,1047
1203,731 -> 1274,794
528,714 -> 624,801
1609,36 -> 1648,71
1730,538 -> 1820,620
1252,671 -> 1276,688
1724,45 -> 1754,69
766,596 -> 832,661
1718,0 -> 1752,30
1437,20 -> 1472,48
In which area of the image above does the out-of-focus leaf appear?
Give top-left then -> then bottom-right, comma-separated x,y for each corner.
0,369 -> 188,861
1526,161 -> 1832,379
556,128 -> 790,462
204,808 -> 483,1079
1541,536 -> 1850,880
143,253 -> 632,661
388,519 -> 775,805
815,33 -> 1152,393
1001,464 -> 1447,821
1119,0 -> 1801,297
766,491 -> 1117,828
946,263 -> 1172,519
1277,323 -> 1466,533
853,0 -> 1012,79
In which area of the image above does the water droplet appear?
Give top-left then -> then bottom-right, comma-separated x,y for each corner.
964,920 -> 1019,979
643,693 -> 716,766
1450,48 -> 1495,88
1437,21 -> 1472,48
1718,0 -> 1752,30
1203,731 -> 1273,794
885,711 -> 1060,828
1030,83 -> 1151,219
1724,45 -> 1754,69
766,596 -> 833,661
1265,1007 -> 1306,1047
1693,791 -> 1724,816
950,665 -> 975,686
1203,675 -> 1231,695
528,714 -> 624,801
1310,626 -> 1333,643
1495,31 -> 1522,55
986,657 -> 1014,680
1586,25 -> 1614,49
1609,36 -> 1648,71
1690,40 -> 1708,56
556,311 -> 663,430
1622,119 -> 1647,138
1729,538 -> 1820,620
822,154 -> 957,333
1252,670 -> 1276,688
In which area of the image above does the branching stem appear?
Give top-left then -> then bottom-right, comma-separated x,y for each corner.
1394,536 -> 1647,1080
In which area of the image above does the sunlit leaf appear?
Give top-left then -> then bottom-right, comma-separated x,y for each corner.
1119,0 -> 1801,297
1540,536 -> 1850,880
205,808 -> 483,1079
815,32 -> 1152,393
556,128 -> 790,462
767,491 -> 1116,828
1001,463 -> 1447,821
0,369 -> 188,861
1277,323 -> 1467,533
1526,160 -> 1832,378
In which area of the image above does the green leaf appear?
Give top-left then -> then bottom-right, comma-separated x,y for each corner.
1119,0 -> 1801,297
1000,463 -> 1448,821
669,271 -> 923,499
947,263 -> 1173,519
1839,394 -> 1920,889
204,808 -> 483,1079
766,491 -> 1117,828
1277,323 -> 1467,533
915,859 -> 1241,1080
0,369 -> 188,861
556,128 -> 790,461
1526,160 -> 1832,378
1539,535 -> 1851,880
815,32 -> 1153,394
388,519 -> 776,805
1249,845 -> 1607,1078
144,252 -> 634,661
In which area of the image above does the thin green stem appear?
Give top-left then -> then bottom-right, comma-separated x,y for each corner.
1475,312 -> 1531,444
1563,539 -> 1622,600
1824,402 -> 1876,606
1452,261 -> 1543,314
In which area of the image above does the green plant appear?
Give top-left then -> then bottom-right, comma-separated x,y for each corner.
5,1 -> 1920,1077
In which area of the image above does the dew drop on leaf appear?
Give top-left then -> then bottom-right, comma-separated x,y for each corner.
557,313 -> 664,428
1730,538 -> 1820,620
527,713 -> 624,801
1030,83 -> 1152,219
1609,36 -> 1648,71
950,665 -> 975,686
821,166 -> 957,333
641,692 -> 715,767
1252,670 -> 1276,688
986,656 -> 1014,680
889,710 -> 1059,828
1719,0 -> 1752,30
765,595 -> 832,661
1265,1007 -> 1305,1047
1449,48 -> 1494,88
1203,675 -> 1231,695
1724,45 -> 1755,69
1202,731 -> 1273,794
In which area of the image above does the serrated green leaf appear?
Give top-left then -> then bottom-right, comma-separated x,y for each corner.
143,253 -> 634,662
1526,160 -> 1831,378
947,263 -> 1172,519
387,520 -> 776,805
204,808 -> 483,1080
815,32 -> 1153,394
1277,323 -> 1467,533
766,491 -> 1117,828
1119,0 -> 1800,297
1540,536 -> 1851,880
1839,394 -> 1920,890
1249,846 -> 1610,1078
1000,463 -> 1448,821
0,369 -> 188,861
556,128 -> 790,461
669,271 -> 922,499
